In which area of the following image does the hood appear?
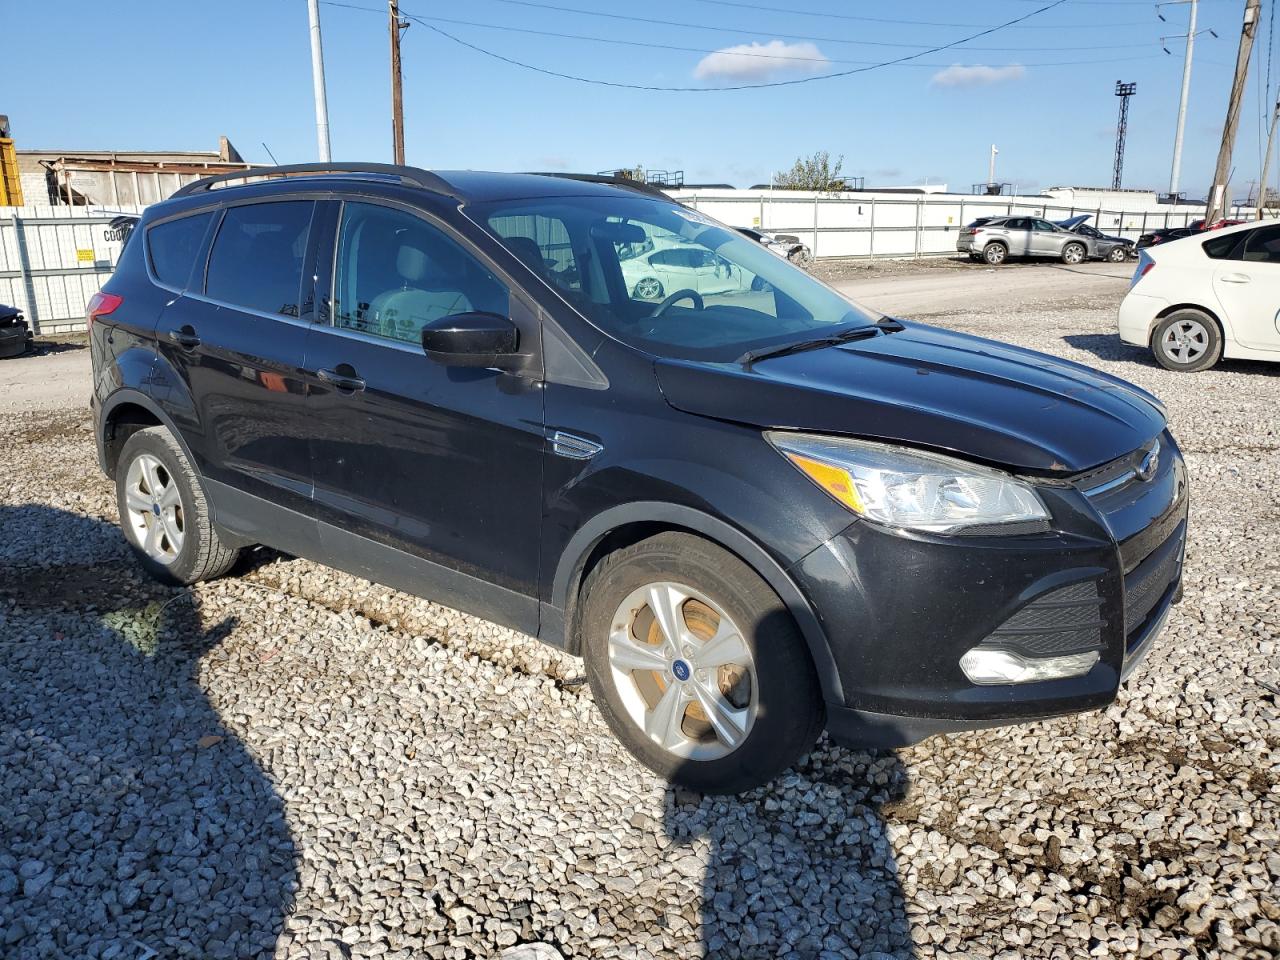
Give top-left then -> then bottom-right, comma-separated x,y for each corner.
1057,214 -> 1090,229
655,323 -> 1166,474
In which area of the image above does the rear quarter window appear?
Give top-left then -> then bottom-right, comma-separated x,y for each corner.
147,212 -> 213,288
1202,231 -> 1245,260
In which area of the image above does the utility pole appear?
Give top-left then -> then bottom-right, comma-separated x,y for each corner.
1113,82 -> 1137,190
1259,96 -> 1280,219
1206,0 -> 1261,224
1163,0 -> 1199,198
389,0 -> 409,165
307,0 -> 332,162
988,144 -> 998,187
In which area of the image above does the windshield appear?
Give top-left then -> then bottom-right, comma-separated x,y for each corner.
468,195 -> 876,361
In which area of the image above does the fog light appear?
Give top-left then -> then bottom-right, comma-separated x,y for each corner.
959,648 -> 1099,685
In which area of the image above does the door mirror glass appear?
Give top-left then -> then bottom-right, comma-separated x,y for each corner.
421,311 -> 519,367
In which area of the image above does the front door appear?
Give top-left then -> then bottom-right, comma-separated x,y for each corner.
1212,223 -> 1280,352
155,198 -> 321,529
1029,219 -> 1061,256
306,198 -> 545,631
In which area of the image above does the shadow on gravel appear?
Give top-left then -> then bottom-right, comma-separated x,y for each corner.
666,750 -> 915,958
0,504 -> 297,960
1065,333 -> 1280,377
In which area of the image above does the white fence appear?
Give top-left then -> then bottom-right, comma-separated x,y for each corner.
0,204 -> 143,334
0,191 -> 1256,334
672,190 -> 1250,260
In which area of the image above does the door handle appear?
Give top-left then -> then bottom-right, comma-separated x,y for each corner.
167,326 -> 201,349
1220,273 -> 1251,284
316,367 -> 366,393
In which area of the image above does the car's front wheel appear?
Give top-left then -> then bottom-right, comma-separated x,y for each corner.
580,532 -> 823,794
115,426 -> 241,585
1107,246 -> 1129,263
1151,310 -> 1222,373
1061,242 -> 1086,265
633,277 -> 664,300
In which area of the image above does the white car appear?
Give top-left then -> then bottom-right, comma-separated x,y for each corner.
1118,219 -> 1280,371
620,239 -> 756,302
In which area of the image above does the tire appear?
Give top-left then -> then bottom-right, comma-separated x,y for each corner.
115,426 -> 241,585
1061,242 -> 1086,265
982,242 -> 1008,266
579,532 -> 824,794
1106,246 -> 1129,263
1150,310 -> 1223,373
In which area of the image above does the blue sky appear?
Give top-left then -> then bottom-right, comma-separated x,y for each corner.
8,0 -> 1279,198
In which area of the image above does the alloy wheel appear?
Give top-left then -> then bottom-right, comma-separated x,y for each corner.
1064,244 -> 1085,265
1160,318 -> 1210,364
607,581 -> 757,761
634,277 -> 662,300
123,453 -> 184,564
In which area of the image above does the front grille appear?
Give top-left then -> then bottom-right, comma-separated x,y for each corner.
1123,522 -> 1184,642
979,579 -> 1105,658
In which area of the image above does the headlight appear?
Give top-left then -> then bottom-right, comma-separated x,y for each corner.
767,432 -> 1049,535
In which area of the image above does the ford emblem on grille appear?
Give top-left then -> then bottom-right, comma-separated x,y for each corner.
1134,440 -> 1160,482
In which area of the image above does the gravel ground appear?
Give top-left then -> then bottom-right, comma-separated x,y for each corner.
1,264 -> 1277,959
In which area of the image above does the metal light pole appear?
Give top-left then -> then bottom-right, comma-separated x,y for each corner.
988,144 -> 998,187
307,0 -> 332,162
1113,82 -> 1137,190
1167,0 -> 1198,197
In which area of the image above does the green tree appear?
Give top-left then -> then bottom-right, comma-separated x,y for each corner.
773,151 -> 847,193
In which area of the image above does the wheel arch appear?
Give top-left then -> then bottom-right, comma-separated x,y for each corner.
99,389 -> 194,477
548,501 -> 845,705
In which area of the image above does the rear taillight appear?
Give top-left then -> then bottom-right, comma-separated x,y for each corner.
86,291 -> 123,330
1131,253 -> 1155,288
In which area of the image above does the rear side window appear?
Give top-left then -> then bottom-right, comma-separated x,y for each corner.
147,212 -> 213,288
205,201 -> 314,316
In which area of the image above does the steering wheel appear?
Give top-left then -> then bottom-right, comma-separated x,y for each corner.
651,288 -> 703,317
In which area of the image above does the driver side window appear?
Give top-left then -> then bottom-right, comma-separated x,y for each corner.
334,202 -> 507,346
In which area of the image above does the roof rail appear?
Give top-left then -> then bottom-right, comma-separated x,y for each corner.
524,171 -> 676,202
171,162 -> 460,199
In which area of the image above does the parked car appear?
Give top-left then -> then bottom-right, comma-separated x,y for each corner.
90,163 -> 1186,793
0,302 -> 32,358
1120,219 -> 1280,371
1055,215 -> 1134,262
736,227 -> 812,264
1137,218 -> 1248,249
620,236 -> 758,301
956,216 -> 1092,266
1136,226 -> 1195,249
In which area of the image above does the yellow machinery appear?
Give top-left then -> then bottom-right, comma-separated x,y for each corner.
0,137 -> 21,206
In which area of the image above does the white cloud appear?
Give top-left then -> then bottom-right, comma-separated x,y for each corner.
930,64 -> 1026,89
694,41 -> 829,82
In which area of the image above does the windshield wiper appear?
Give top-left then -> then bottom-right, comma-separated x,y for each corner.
737,324 -> 884,366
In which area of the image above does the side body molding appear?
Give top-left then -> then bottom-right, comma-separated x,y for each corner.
544,501 -> 845,705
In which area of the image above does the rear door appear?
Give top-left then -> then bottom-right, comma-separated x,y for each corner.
1002,218 -> 1032,255
304,197 -> 546,630
1210,224 -> 1280,352
155,198 -> 323,539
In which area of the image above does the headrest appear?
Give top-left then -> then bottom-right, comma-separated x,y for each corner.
397,244 -> 428,282
504,236 -> 546,275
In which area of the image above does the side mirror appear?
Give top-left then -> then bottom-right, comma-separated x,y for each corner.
421,311 -> 519,367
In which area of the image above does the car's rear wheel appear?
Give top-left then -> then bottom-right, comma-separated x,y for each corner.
983,242 -> 1008,265
115,426 -> 241,585
579,532 -> 823,794
1061,242 -> 1086,265
1151,310 -> 1222,373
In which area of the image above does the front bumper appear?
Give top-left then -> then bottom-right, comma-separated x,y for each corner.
797,433 -> 1188,748
0,321 -> 30,358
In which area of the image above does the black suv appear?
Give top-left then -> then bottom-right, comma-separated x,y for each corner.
89,164 -> 1188,793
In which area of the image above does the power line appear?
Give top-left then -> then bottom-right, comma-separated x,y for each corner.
388,0 -> 1076,92
450,0 -> 1148,53
682,0 -> 1154,29
321,3 -> 1163,69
